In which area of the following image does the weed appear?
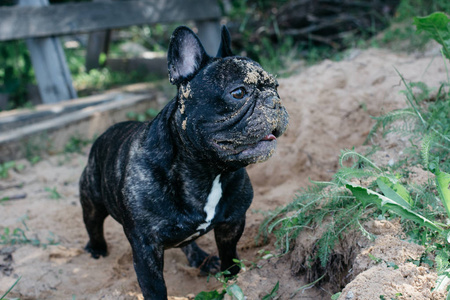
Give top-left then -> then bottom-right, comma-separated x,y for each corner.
261,281 -> 279,300
0,218 -> 59,248
0,161 -> 24,179
44,187 -> 62,200
194,270 -> 244,300
414,12 -> 450,60
28,155 -> 41,165
64,135 -> 93,154
331,293 -> 342,300
0,276 -> 21,300
375,1 -> 450,52
0,161 -> 16,179
194,259 -> 259,300
0,40 -> 34,109
0,227 -> 37,246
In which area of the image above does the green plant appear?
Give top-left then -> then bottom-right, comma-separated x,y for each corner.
64,135 -> 93,154
396,0 -> 450,22
414,12 -> 450,60
45,187 -> 62,200
194,260 -> 251,300
261,74 -> 449,285
28,155 -> 41,165
262,11 -> 450,292
331,292 -> 342,300
0,40 -> 34,109
0,161 -> 24,179
261,281 -> 279,300
0,218 -> 59,248
0,161 -> 16,179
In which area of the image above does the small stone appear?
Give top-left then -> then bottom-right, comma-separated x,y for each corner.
345,290 -> 354,299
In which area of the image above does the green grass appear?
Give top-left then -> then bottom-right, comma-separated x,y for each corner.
63,135 -> 94,154
0,218 -> 59,248
44,187 -> 62,200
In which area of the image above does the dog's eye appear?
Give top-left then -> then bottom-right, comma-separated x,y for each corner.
230,87 -> 246,100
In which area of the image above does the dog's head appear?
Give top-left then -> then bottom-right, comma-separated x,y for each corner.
168,26 -> 289,169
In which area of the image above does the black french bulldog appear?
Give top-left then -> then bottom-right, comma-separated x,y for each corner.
79,25 -> 288,299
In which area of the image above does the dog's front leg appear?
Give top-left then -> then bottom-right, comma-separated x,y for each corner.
214,219 -> 245,276
125,228 -> 167,300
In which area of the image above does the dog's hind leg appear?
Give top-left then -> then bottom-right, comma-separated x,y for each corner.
80,174 -> 109,258
181,242 -> 220,275
81,196 -> 109,258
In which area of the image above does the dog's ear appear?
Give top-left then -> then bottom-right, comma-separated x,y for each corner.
168,26 -> 209,85
216,25 -> 233,58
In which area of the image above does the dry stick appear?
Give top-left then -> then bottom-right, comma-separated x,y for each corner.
1,193 -> 27,201
0,182 -> 25,191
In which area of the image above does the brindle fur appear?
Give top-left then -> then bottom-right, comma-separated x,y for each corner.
80,26 -> 288,299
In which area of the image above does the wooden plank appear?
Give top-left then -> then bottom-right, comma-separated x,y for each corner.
0,0 -> 221,41
21,0 -> 77,103
85,0 -> 112,71
85,30 -> 111,71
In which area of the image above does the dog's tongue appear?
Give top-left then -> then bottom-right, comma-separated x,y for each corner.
262,134 -> 276,141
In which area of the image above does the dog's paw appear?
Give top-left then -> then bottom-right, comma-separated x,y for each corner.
198,255 -> 221,276
85,242 -> 108,259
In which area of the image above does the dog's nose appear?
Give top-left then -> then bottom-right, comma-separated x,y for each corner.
264,96 -> 280,109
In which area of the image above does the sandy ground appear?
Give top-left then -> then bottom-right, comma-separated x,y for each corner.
1,46 -> 449,299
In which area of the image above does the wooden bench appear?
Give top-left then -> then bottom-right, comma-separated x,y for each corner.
0,0 -> 221,104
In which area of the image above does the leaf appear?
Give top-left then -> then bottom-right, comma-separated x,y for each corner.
226,284 -> 245,300
195,290 -> 225,300
346,183 -> 444,234
368,253 -> 382,264
98,52 -> 107,66
386,261 -> 399,269
429,163 -> 450,220
262,281 -> 279,300
414,12 -> 450,60
331,293 -> 342,300
376,176 -> 413,208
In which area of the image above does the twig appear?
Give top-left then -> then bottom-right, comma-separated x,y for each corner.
1,193 -> 27,202
0,182 -> 24,191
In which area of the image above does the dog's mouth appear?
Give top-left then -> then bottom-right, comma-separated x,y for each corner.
213,130 -> 278,164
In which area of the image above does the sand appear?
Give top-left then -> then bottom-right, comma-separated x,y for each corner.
1,45 -> 449,299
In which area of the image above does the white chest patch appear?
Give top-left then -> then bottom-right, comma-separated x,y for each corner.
197,175 -> 222,231
175,175 -> 222,247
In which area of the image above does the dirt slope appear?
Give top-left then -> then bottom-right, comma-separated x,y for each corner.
0,46 -> 449,299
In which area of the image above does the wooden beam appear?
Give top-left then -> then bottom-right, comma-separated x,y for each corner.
85,0 -> 112,72
20,0 -> 77,103
0,0 -> 221,41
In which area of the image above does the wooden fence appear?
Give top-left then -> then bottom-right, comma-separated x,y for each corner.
0,0 -> 221,104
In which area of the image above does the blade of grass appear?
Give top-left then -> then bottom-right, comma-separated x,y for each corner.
0,276 -> 21,300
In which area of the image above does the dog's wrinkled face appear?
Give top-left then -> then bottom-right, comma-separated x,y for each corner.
176,57 -> 288,166
168,26 -> 288,169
